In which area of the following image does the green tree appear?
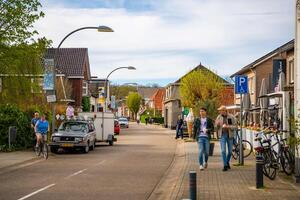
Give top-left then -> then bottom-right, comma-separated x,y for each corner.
180,69 -> 224,119
110,85 -> 137,100
82,96 -> 90,112
0,0 -> 45,45
0,0 -> 51,109
126,92 -> 142,120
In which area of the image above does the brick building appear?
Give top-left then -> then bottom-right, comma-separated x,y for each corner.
44,48 -> 91,110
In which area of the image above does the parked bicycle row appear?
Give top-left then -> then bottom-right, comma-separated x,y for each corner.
254,128 -> 295,180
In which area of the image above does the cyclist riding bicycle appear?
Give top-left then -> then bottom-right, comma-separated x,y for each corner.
34,114 -> 49,148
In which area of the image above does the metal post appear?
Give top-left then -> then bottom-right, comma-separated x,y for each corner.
8,127 -> 11,150
239,94 -> 244,165
189,171 -> 197,200
256,154 -> 264,188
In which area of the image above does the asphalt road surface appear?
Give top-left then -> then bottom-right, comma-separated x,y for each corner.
0,123 -> 176,200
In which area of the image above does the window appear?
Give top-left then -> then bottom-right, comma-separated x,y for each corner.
82,81 -> 88,96
289,60 -> 294,83
31,78 -> 43,93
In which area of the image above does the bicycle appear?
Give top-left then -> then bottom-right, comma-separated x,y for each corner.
254,129 -> 295,180
232,131 -> 253,160
35,134 -> 48,159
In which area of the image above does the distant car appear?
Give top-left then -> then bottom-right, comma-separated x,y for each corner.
114,119 -> 120,135
118,117 -> 129,128
49,120 -> 96,154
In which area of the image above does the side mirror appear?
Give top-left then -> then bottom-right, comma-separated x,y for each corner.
54,128 -> 58,132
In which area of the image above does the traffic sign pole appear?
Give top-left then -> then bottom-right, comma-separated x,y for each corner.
235,75 -> 248,166
239,93 -> 244,165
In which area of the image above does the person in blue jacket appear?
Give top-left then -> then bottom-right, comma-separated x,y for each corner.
34,114 -> 49,147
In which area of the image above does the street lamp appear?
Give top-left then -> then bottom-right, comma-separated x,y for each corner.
104,66 -> 136,112
51,25 -> 114,133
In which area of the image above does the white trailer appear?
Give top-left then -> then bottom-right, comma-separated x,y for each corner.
78,112 -> 116,145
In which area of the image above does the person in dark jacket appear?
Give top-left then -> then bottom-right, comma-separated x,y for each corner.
175,115 -> 184,139
193,107 -> 214,170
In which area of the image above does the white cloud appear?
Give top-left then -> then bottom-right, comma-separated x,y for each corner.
35,0 -> 294,83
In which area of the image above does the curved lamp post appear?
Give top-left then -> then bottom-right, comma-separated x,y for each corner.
52,25 -> 114,132
104,66 -> 136,112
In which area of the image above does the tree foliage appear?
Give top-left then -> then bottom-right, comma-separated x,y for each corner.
0,0 -> 51,109
126,92 -> 142,118
110,85 -> 137,100
180,69 -> 224,119
82,96 -> 90,112
0,0 -> 45,45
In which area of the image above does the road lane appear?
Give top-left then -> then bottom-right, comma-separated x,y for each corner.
0,124 -> 176,200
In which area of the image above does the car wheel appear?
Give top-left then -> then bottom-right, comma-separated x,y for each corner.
83,142 -> 90,153
50,146 -> 58,154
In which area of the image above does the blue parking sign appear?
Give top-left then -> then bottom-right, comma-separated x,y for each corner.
235,75 -> 248,94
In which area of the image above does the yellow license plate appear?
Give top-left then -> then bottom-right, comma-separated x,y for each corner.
61,143 -> 74,147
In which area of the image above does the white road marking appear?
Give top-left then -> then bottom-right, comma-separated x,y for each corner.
95,160 -> 106,166
17,184 -> 55,200
65,168 -> 87,179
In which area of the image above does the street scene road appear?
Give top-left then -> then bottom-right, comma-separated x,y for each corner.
2,1 -> 300,200
0,124 -> 176,200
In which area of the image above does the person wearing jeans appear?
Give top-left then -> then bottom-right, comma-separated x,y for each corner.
175,115 -> 184,139
193,107 -> 214,170
215,105 -> 237,171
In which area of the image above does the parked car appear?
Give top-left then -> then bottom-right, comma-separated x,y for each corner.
114,119 -> 120,135
49,120 -> 96,154
118,117 -> 129,128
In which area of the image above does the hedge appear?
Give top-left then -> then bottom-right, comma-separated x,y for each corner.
141,114 -> 164,124
0,105 -> 32,151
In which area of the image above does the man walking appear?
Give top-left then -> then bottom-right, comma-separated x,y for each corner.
215,105 -> 237,171
175,115 -> 184,139
193,107 -> 214,170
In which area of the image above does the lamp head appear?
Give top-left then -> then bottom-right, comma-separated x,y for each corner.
127,66 -> 136,70
97,26 -> 114,32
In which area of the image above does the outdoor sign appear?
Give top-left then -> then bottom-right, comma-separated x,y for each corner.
272,59 -> 286,90
98,95 -> 105,104
47,94 -> 56,103
235,75 -> 248,94
183,107 -> 189,116
43,59 -> 55,90
111,95 -> 116,109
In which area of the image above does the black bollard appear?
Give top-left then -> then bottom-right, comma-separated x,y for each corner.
189,171 -> 197,200
256,154 -> 264,189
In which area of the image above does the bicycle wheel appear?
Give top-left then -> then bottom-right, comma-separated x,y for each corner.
35,144 -> 41,157
232,140 -> 253,159
263,150 -> 277,180
242,140 -> 253,158
281,149 -> 294,175
42,143 -> 48,160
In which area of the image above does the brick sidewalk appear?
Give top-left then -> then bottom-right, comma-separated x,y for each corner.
177,140 -> 300,200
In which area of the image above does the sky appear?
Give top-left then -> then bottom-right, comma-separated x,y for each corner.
35,0 -> 295,86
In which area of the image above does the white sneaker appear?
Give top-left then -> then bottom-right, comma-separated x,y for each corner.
199,165 -> 204,170
204,163 -> 208,168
